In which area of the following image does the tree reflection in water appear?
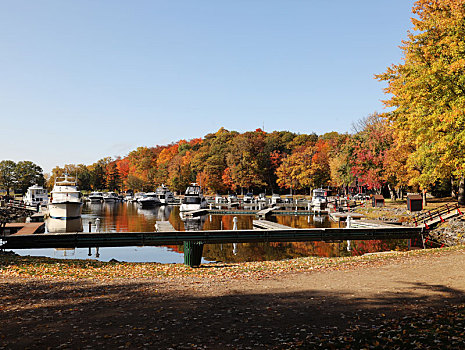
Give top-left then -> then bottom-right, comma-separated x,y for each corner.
80,202 -> 412,263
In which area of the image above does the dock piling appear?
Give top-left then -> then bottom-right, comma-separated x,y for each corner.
183,241 -> 204,267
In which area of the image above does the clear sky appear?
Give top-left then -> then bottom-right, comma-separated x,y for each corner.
0,0 -> 414,173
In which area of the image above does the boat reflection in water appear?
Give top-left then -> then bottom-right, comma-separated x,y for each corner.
46,216 -> 83,233
182,216 -> 206,231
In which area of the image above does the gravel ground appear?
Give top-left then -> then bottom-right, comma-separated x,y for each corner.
1,246 -> 465,349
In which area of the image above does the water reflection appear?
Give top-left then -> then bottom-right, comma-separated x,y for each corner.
46,217 -> 83,233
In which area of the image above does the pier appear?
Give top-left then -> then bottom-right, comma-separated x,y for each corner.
252,220 -> 292,230
1,226 -> 423,249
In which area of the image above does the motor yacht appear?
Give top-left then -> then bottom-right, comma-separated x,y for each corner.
155,184 -> 175,204
137,192 -> 162,208
180,183 -> 207,212
243,193 -> 254,204
47,174 -> 83,232
89,191 -> 104,203
311,188 -> 328,212
23,184 -> 48,208
270,194 -> 282,205
227,194 -> 238,203
103,192 -> 119,203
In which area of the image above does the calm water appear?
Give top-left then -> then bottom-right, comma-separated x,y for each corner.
12,202 -> 415,263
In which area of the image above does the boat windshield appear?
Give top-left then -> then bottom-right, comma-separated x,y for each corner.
185,186 -> 201,195
184,197 -> 201,204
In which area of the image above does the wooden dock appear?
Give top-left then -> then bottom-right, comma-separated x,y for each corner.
252,220 -> 292,230
329,212 -> 365,222
256,207 -> 277,218
0,226 -> 424,249
3,222 -> 45,235
184,209 -> 209,218
155,221 -> 176,232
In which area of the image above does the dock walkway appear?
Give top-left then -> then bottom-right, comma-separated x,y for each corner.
256,207 -> 277,218
252,220 -> 292,230
155,221 -> 176,232
1,226 -> 423,249
3,222 -> 45,235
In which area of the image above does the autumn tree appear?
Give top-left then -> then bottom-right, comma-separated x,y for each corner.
225,130 -> 267,193
14,161 -> 45,194
0,160 -> 17,196
376,0 -> 465,204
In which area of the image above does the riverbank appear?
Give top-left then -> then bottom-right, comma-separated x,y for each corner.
1,246 -> 464,349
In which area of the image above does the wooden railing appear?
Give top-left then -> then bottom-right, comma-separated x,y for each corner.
413,203 -> 462,228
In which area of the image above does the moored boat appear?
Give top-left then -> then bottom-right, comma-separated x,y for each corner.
47,174 -> 83,232
89,191 -> 104,203
311,188 -> 327,212
180,183 -> 207,212
271,193 -> 282,205
137,192 -> 162,208
23,184 -> 48,207
155,184 -> 175,204
103,191 -> 119,203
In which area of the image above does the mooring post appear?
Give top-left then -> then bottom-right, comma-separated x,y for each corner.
95,218 -> 101,232
346,215 -> 352,228
233,216 -> 238,231
183,241 -> 204,267
88,221 -> 92,232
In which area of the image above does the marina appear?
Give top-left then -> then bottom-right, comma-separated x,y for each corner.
1,199 -> 429,265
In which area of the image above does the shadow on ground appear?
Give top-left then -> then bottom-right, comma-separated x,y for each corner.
0,278 -> 464,349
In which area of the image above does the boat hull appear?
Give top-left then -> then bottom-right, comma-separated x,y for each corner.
180,202 -> 207,212
47,202 -> 83,233
46,217 -> 83,233
48,202 -> 82,219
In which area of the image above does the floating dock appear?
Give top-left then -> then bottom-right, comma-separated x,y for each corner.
252,220 -> 292,230
3,222 -> 45,235
155,221 -> 176,232
0,226 -> 424,249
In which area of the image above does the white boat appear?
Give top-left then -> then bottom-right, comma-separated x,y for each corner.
270,194 -> 282,205
138,192 -> 162,208
180,183 -> 207,212
47,174 -> 83,233
23,184 -> 48,207
227,194 -> 238,203
124,194 -> 134,202
103,192 -> 119,203
134,192 -> 146,202
243,193 -> 254,204
311,188 -> 327,212
89,191 -> 104,203
215,194 -> 226,203
155,184 -> 175,204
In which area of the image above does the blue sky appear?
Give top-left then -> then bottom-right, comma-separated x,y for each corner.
0,0 -> 414,173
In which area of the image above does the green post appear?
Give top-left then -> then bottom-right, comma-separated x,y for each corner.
183,241 -> 204,267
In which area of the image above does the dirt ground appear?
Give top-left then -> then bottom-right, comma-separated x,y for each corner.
1,247 -> 465,349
